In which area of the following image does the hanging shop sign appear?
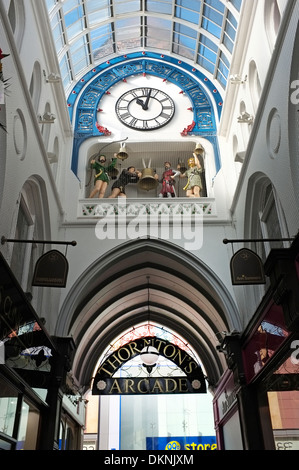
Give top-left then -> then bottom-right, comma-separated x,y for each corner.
230,248 -> 265,285
92,336 -> 206,395
32,250 -> 69,287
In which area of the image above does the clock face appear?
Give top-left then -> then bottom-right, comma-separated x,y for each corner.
115,87 -> 175,130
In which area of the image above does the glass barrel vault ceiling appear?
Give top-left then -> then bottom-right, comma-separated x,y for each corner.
45,0 -> 243,95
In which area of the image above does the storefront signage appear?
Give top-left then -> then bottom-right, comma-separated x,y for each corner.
146,435 -> 217,451
92,336 -> 206,395
230,248 -> 265,285
215,372 -> 238,421
32,249 -> 69,287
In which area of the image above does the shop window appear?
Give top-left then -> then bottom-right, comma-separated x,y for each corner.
0,378 -> 18,441
265,355 -> 299,450
16,400 -> 40,450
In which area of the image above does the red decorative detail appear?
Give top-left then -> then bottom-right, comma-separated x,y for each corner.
178,60 -> 182,64
142,51 -> 146,55
106,91 -> 111,94
0,49 -> 9,59
218,102 -> 223,106
96,122 -> 111,135
81,78 -> 85,82
204,77 -> 208,81
68,103 -> 71,107
124,55 -> 127,58
163,78 -> 167,82
143,72 -> 146,77
192,68 -> 196,72
180,121 -> 195,136
72,91 -> 76,94
213,89 -> 217,93
97,108 -> 103,112
161,54 -> 164,58
179,90 -> 184,94
187,107 -> 193,111
123,78 -> 127,82
92,69 -> 96,72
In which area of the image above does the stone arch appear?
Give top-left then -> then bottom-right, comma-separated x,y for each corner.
57,237 -> 240,390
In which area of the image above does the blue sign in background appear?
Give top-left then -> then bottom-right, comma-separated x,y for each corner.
146,435 -> 217,451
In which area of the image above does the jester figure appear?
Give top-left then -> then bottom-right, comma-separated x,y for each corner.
159,162 -> 180,198
181,153 -> 203,197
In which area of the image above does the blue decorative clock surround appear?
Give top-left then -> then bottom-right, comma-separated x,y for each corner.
68,52 -> 222,175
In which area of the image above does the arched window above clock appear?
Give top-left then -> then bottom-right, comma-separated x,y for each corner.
45,0 -> 243,96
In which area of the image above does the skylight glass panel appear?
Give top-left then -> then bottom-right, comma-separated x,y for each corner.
46,0 -> 57,12
60,53 -> 73,89
115,17 -> 142,51
173,23 -> 197,60
204,0 -> 225,14
86,0 -> 112,25
62,0 -> 86,41
197,35 -> 217,64
201,16 -> 221,39
197,34 -> 217,74
174,0 -> 201,25
229,0 -> 242,12
90,24 -> 114,60
51,11 -> 65,54
114,0 -> 141,15
216,50 -> 229,87
146,0 -> 173,15
146,17 -> 171,49
70,35 -> 90,75
85,0 -> 112,13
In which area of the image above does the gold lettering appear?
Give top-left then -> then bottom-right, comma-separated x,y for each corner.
97,364 -> 114,377
163,344 -> 176,358
173,349 -> 188,367
152,379 -> 164,393
117,347 -> 131,362
137,378 -> 149,393
108,379 -> 122,394
165,378 -> 177,393
184,360 -> 197,375
178,378 -> 188,392
128,341 -> 141,357
124,379 -> 135,394
107,354 -> 122,370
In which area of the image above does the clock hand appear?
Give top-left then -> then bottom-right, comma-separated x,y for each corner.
142,89 -> 151,110
136,98 -> 144,107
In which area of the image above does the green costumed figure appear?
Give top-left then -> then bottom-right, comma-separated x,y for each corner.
89,154 -> 117,198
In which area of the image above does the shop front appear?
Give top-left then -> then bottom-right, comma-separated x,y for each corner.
0,253 -> 82,450
214,235 -> 299,450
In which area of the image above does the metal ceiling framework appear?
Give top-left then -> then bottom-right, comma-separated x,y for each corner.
45,0 -> 243,96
